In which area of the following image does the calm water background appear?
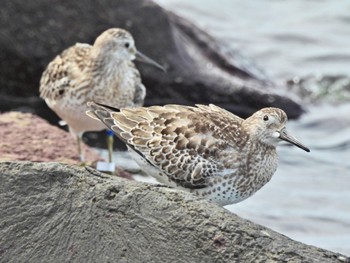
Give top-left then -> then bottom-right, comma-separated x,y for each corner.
109,0 -> 350,255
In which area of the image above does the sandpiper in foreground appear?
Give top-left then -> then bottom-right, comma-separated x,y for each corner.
40,28 -> 164,163
86,102 -> 310,206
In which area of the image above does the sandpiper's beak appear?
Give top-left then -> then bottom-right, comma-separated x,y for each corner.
279,129 -> 310,152
135,51 -> 166,72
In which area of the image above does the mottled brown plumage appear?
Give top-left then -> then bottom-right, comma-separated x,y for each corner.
86,102 -> 310,206
40,28 -> 163,161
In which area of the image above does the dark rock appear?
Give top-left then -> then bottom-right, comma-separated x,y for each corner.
0,0 -> 304,124
0,161 -> 347,263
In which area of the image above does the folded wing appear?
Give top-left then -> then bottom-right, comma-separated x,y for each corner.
86,102 -> 244,188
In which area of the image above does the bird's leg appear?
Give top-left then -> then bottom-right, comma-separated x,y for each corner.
77,134 -> 85,164
95,130 -> 116,174
95,130 -> 115,175
106,130 -> 114,163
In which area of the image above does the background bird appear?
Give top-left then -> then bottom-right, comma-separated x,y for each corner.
40,28 -> 165,163
86,102 -> 310,206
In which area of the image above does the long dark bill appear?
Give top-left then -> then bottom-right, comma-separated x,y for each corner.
279,129 -> 310,152
136,51 -> 166,72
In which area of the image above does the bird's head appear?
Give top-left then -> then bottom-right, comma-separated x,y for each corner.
243,107 -> 310,152
94,28 -> 165,71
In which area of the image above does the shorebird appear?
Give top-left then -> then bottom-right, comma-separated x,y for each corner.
86,102 -> 310,206
40,28 -> 164,163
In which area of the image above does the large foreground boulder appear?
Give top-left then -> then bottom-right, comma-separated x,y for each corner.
0,161 -> 348,263
1,0 -> 304,124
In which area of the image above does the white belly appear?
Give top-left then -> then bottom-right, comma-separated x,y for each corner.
46,98 -> 106,135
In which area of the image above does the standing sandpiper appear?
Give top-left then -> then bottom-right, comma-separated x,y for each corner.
86,102 -> 310,206
40,28 -> 164,164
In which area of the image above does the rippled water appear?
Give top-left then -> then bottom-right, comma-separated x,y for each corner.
106,0 -> 350,255
156,0 -> 350,81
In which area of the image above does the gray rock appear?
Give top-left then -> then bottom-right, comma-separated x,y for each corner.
0,161 -> 347,263
0,0 -> 304,123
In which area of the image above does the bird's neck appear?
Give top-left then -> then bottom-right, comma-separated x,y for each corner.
243,142 -> 278,181
90,47 -> 128,76
90,52 -> 130,82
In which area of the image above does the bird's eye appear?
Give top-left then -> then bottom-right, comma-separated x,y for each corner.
124,43 -> 130,48
263,115 -> 269,121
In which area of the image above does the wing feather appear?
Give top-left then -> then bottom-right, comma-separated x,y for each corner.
39,43 -> 91,101
86,102 -> 244,188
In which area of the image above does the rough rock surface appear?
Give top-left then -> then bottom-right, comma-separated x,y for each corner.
0,111 -> 101,164
0,161 -> 348,263
0,0 -> 304,124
